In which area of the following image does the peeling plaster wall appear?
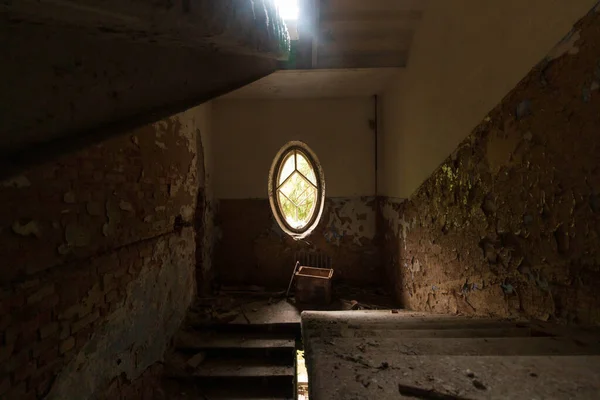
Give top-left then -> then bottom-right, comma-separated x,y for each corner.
379,0 -> 599,198
381,8 -> 600,325
211,98 -> 383,287
0,105 -> 205,398
215,197 -> 381,288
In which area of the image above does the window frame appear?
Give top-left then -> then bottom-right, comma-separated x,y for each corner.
268,141 -> 325,239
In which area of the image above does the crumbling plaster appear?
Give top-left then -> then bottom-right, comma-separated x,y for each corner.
381,6 -> 600,325
215,197 -> 382,288
211,97 -> 382,287
48,230 -> 195,399
0,102 -> 209,398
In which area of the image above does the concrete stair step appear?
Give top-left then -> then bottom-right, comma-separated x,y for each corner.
163,378 -> 293,399
194,363 -> 294,379
193,360 -> 294,378
305,316 -> 529,330
175,330 -> 296,350
310,336 -> 600,356
187,316 -> 301,336
323,327 -> 533,339
166,352 -> 295,379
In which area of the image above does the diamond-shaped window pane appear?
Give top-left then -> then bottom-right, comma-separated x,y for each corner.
296,152 -> 317,185
278,172 -> 317,229
278,152 -> 296,185
279,172 -> 308,199
273,146 -> 322,232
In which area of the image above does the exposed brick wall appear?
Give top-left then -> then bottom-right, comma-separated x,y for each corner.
215,197 -> 382,288
381,8 -> 600,324
0,110 -> 201,398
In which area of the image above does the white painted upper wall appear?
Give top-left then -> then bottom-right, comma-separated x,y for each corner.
379,0 -> 598,199
212,98 -> 376,198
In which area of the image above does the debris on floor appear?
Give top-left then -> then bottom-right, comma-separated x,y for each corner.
186,352 -> 206,370
302,310 -> 600,399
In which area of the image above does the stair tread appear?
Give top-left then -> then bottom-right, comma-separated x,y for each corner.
194,359 -> 294,377
310,336 -> 600,356
305,317 -> 529,330
309,327 -> 532,338
176,331 -> 296,350
166,353 -> 295,378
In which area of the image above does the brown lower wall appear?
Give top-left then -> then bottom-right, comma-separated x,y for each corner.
381,8 -> 600,325
0,109 -> 201,398
214,197 -> 383,289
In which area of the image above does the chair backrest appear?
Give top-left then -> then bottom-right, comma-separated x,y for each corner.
294,251 -> 332,269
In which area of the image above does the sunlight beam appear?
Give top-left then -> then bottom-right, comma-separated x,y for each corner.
274,0 -> 299,20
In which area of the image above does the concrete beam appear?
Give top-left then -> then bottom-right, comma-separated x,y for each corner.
2,0 -> 290,59
0,0 -> 287,177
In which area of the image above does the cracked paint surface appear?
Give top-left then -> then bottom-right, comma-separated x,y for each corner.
0,104 -> 205,398
215,197 -> 383,287
381,9 -> 600,324
48,229 -> 195,399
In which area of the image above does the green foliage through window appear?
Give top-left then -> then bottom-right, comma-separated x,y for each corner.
276,150 -> 318,229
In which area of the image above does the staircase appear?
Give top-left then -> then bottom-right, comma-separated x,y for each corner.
164,299 -> 301,400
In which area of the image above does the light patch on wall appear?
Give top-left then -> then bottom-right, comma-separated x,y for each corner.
485,128 -> 521,174
546,30 -> 581,61
12,220 -> 41,237
2,175 -> 31,188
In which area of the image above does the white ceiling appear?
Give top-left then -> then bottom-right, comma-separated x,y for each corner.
220,68 -> 402,99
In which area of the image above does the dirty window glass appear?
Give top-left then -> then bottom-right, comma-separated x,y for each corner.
275,149 -> 318,230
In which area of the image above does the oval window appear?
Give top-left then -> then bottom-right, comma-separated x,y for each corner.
268,141 -> 325,239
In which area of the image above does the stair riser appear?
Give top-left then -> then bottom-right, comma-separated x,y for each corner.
167,376 -> 295,397
163,377 -> 295,399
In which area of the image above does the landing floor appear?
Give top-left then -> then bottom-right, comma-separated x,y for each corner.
302,310 -> 600,399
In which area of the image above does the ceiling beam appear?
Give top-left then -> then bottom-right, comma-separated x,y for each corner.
2,0 -> 290,60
